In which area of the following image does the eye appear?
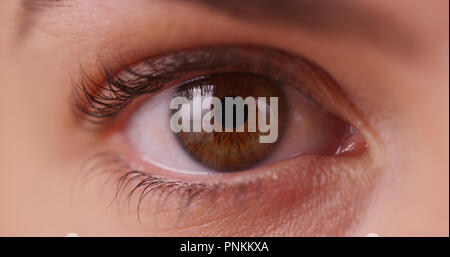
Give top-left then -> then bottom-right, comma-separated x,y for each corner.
127,71 -> 357,173
74,46 -> 372,230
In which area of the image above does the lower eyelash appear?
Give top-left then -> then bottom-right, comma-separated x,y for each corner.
117,171 -> 214,222
78,152 -> 262,223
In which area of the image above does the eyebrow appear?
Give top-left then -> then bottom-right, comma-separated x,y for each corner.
18,0 -> 67,38
18,0 -> 413,52
185,0 -> 414,50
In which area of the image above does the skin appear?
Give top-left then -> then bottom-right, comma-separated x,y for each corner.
0,0 -> 448,236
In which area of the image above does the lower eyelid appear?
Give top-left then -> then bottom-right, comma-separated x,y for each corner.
77,148 -> 376,235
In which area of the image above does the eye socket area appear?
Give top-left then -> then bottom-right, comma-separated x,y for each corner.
75,46 -> 375,234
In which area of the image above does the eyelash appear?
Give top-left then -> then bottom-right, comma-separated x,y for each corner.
72,45 -> 318,126
72,64 -> 166,124
80,152 -> 267,222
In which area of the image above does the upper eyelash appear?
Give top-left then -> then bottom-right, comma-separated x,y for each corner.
71,65 -> 168,125
71,45 -> 303,126
71,48 -> 226,125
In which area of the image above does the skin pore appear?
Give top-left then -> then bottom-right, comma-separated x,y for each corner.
0,0 -> 448,236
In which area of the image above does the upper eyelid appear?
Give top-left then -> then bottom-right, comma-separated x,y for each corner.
71,45 -> 379,147
71,45 -> 281,125
72,45 -> 310,121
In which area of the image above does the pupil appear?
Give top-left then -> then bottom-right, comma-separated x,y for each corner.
220,96 -> 249,130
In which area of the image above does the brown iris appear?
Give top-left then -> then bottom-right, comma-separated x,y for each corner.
170,73 -> 286,171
